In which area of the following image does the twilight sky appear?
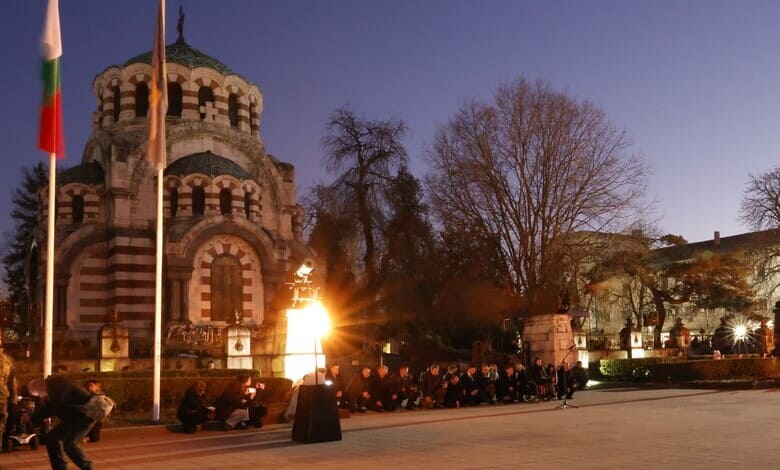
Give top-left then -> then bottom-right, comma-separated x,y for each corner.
2,0 -> 779,252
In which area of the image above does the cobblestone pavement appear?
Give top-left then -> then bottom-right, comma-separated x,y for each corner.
1,387 -> 776,469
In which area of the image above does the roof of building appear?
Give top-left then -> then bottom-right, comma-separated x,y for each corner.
165,151 -> 251,180
655,228 -> 780,260
59,161 -> 105,186
124,40 -> 236,76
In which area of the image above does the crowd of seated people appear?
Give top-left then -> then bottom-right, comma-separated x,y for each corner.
324,358 -> 589,412
175,359 -> 589,432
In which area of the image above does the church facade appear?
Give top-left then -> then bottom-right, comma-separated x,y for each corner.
38,31 -> 310,361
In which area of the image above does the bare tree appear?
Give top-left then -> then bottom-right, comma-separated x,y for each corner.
321,107 -> 408,296
425,78 -> 648,316
740,166 -> 780,230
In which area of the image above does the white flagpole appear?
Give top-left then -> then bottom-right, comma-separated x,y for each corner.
153,165 -> 163,421
44,152 -> 56,378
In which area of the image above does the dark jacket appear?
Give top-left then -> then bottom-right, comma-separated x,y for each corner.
371,374 -> 395,403
345,373 -> 370,403
420,370 -> 442,398
214,379 -> 248,421
38,375 -> 92,423
178,387 -> 210,422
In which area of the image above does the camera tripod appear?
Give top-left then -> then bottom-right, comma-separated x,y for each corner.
554,345 -> 578,410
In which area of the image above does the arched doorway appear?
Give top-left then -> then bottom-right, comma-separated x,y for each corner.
210,254 -> 243,322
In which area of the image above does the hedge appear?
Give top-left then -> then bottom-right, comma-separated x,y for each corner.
593,358 -> 685,381
17,369 -> 293,415
647,358 -> 780,383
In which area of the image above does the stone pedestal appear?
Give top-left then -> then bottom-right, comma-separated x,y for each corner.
98,322 -> 130,372
226,323 -> 252,370
523,313 -> 575,367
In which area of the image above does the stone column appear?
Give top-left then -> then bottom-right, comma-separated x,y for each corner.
523,313 -> 575,367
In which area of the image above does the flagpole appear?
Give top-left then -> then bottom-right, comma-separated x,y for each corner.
153,166 -> 163,421
44,152 -> 56,378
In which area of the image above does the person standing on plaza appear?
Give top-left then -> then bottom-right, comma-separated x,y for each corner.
31,375 -> 95,470
0,333 -> 17,451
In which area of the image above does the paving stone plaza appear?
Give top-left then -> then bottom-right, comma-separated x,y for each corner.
1,386 -> 776,469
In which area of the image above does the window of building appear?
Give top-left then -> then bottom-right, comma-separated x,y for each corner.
228,93 -> 239,127
210,255 -> 243,322
220,188 -> 232,215
167,82 -> 182,117
192,186 -> 205,215
72,195 -> 84,224
244,192 -> 251,219
112,86 -> 121,122
169,187 -> 178,217
198,86 -> 214,120
135,83 -> 149,117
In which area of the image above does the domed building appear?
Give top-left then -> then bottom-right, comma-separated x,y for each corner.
38,26 -> 310,369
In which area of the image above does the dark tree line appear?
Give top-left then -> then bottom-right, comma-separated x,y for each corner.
2,163 -> 46,333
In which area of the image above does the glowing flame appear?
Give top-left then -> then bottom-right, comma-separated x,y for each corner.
284,301 -> 330,382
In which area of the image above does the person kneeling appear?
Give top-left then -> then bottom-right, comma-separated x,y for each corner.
214,375 -> 254,430
177,380 -> 212,434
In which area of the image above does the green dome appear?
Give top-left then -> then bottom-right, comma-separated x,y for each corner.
165,151 -> 251,180
124,41 -> 235,76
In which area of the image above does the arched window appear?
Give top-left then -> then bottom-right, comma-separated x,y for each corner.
243,192 -> 251,219
112,86 -> 121,122
167,82 -> 182,117
192,186 -> 205,216
135,83 -> 149,117
198,86 -> 214,120
169,187 -> 178,217
72,195 -> 84,224
228,93 -> 239,127
220,188 -> 232,215
210,255 -> 242,322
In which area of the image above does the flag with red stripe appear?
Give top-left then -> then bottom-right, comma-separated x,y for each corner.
39,0 -> 65,157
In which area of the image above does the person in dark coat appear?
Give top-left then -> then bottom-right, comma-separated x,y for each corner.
345,367 -> 371,413
442,374 -> 464,408
460,365 -> 480,406
370,365 -> 397,412
514,362 -> 529,402
419,364 -> 445,408
214,375 -> 253,429
246,377 -> 267,428
571,361 -> 588,391
32,376 -> 95,470
177,380 -> 212,434
557,362 -> 574,400
498,365 -> 520,403
393,365 -> 420,410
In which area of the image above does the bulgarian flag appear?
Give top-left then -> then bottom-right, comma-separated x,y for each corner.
38,0 -> 65,158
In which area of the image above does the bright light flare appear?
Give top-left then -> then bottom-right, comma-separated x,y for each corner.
284,302 -> 330,382
733,324 -> 748,341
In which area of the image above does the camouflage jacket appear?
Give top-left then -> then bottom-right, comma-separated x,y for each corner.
0,351 -> 15,404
